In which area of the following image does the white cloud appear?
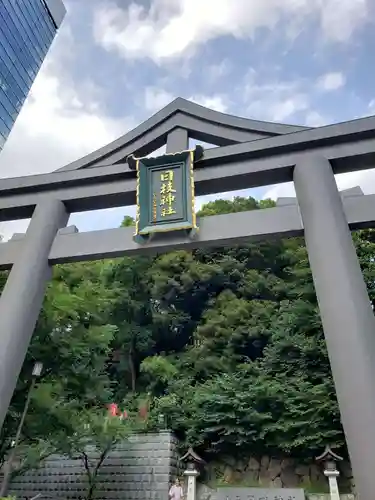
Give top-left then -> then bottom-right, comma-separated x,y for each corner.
189,95 -> 228,113
318,0 -> 368,43
242,73 -> 335,126
0,19 -> 132,179
261,94 -> 375,199
263,182 -> 295,201
93,0 -> 369,63
206,59 -> 232,82
263,170 -> 375,202
0,17 -> 134,240
271,96 -> 309,122
144,87 -> 175,113
142,88 -> 229,114
0,69 -> 130,180
242,73 -> 309,123
317,72 -> 346,91
304,111 -> 329,127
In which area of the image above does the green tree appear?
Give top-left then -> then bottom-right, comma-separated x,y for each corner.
3,195 -> 375,469
56,409 -> 139,500
105,254 -> 155,397
1,262 -> 119,466
0,270 -> 7,291
141,196 -> 348,457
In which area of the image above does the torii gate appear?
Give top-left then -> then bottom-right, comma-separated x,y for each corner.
1,98 -> 375,499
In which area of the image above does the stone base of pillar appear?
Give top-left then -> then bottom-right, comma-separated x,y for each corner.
184,469 -> 199,500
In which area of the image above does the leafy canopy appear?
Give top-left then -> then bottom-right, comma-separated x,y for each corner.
2,195 -> 375,464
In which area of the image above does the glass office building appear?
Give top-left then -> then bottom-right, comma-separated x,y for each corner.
0,0 -> 66,150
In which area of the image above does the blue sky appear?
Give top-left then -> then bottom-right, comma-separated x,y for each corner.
0,0 -> 374,238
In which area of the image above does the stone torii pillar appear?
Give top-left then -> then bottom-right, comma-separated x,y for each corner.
294,155 -> 375,500
0,200 -> 68,430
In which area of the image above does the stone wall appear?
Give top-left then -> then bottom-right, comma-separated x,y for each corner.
197,484 -> 355,500
308,496 -> 355,500
4,436 -> 356,499
8,431 -> 178,500
201,455 -> 354,493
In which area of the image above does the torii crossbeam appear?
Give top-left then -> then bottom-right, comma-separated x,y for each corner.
1,98 -> 375,499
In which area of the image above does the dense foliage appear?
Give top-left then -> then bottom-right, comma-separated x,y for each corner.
1,196 -> 375,464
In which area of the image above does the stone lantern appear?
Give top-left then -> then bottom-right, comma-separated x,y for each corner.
180,447 -> 205,500
316,445 -> 343,500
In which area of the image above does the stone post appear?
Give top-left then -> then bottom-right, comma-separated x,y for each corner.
166,128 -> 189,153
316,446 -> 343,500
325,469 -> 341,500
184,467 -> 199,500
180,448 -> 205,500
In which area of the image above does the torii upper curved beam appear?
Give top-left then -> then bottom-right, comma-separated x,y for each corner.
55,97 -> 309,172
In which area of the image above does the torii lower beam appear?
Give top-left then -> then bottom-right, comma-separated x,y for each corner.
1,192 -> 374,269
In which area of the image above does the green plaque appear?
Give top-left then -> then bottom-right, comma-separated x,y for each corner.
127,146 -> 203,243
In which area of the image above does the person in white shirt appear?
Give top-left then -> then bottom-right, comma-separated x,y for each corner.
169,478 -> 184,500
